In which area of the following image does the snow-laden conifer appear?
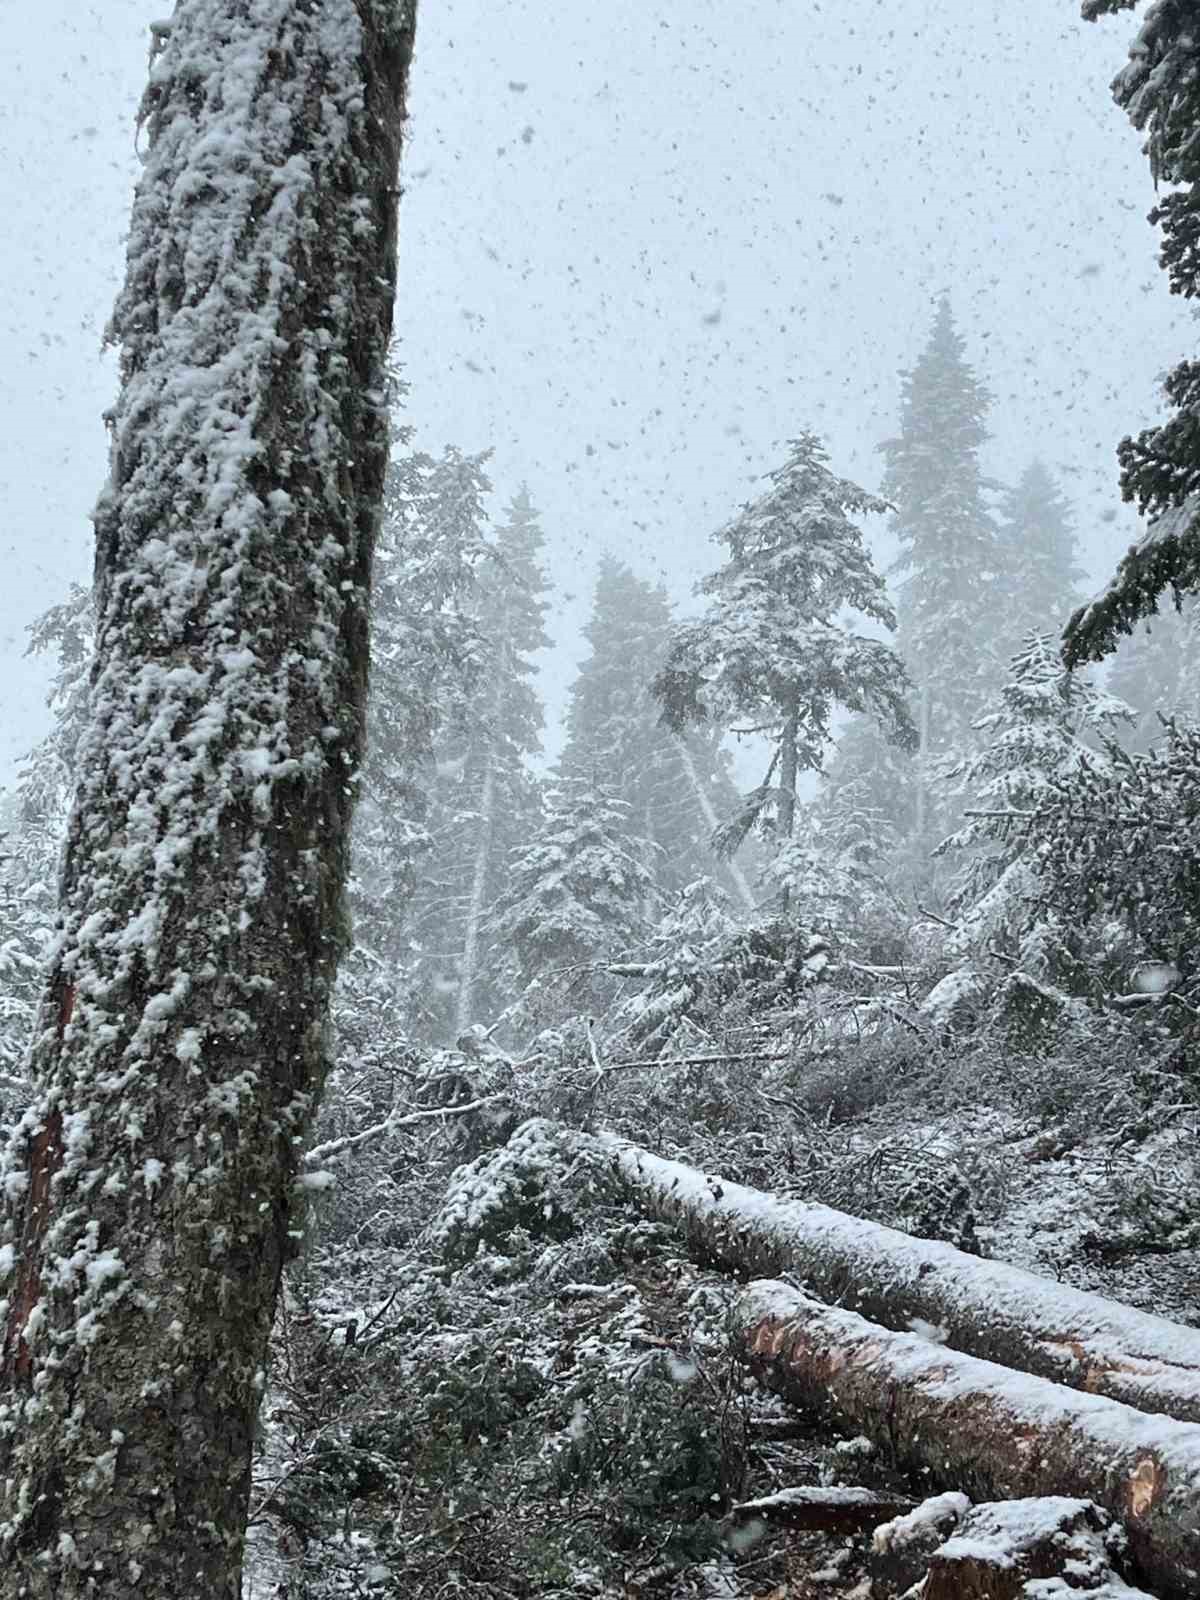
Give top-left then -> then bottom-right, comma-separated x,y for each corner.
492,776 -> 655,1000
563,557 -> 752,905
882,295 -> 1002,851
655,431 -> 914,890
995,461 -> 1084,653
937,633 -> 1131,962
1068,4 -> 1200,658
413,485 -> 551,1038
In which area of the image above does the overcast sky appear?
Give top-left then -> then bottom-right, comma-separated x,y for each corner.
0,0 -> 1188,784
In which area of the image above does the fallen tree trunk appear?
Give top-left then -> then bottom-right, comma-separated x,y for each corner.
737,1281 -> 1200,1600
730,1484 -> 915,1535
603,1137 -> 1200,1424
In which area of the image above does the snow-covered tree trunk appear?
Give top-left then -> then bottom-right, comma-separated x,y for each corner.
777,696 -> 800,906
672,735 -> 755,909
453,745 -> 495,1036
0,4 -> 415,1597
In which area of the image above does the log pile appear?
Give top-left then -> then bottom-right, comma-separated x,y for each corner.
603,1137 -> 1200,1423
593,1134 -> 1200,1597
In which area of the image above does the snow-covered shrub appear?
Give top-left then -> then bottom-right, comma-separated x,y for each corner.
430,1117 -> 623,1264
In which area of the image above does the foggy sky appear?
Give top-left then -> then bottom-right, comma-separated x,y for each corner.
0,0 -> 1188,784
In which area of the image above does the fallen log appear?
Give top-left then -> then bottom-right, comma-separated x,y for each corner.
729,1484 -> 915,1535
603,1137 -> 1200,1424
737,1281 -> 1200,1600
922,1497 -> 1152,1599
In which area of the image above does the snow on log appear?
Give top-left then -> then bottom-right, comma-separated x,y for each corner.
737,1281 -> 1200,1600
729,1484 -> 915,1534
603,1137 -> 1200,1424
923,1497 -> 1153,1600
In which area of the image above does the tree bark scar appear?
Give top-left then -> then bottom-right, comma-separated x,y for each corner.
4,1108 -> 64,1382
3,985 -> 73,1382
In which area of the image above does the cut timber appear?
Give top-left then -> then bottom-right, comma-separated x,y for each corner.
730,1485 -> 915,1534
603,1137 -> 1200,1423
738,1281 -> 1200,1600
923,1497 -> 1152,1599
870,1492 -> 971,1597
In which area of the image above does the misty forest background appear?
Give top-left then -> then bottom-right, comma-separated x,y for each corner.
5,4 -> 1200,1600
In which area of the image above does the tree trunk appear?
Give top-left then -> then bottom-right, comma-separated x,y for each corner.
0,5 -> 415,1596
672,735 -> 755,909
915,681 -> 931,844
454,745 -> 495,1036
603,1138 -> 1200,1425
778,695 -> 800,843
739,1281 -> 1200,1600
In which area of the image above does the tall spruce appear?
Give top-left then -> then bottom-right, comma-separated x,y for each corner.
491,774 -> 655,998
655,432 -> 914,897
0,6 -> 415,1594
562,557 -> 752,907
1067,5 -> 1200,661
937,632 -> 1133,958
414,486 -> 551,1039
883,295 -> 1002,850
996,461 -> 1084,653
341,439 -> 490,1047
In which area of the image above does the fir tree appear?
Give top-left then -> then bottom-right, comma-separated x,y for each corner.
562,557 -> 752,906
1067,6 -> 1200,659
996,460 -> 1084,652
882,294 -> 1002,849
349,440 -> 492,1019
414,485 -> 551,1039
655,431 -> 914,889
491,775 -> 655,996
937,632 -> 1132,959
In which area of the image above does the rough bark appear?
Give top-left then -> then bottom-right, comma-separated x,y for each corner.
0,3 -> 415,1596
738,1282 -> 1200,1600
604,1138 -> 1200,1425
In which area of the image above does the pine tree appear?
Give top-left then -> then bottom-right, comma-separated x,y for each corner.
562,557 -> 752,906
655,431 -> 915,889
492,776 -> 655,996
1067,6 -> 1200,660
0,7 -> 415,1592
996,461 -> 1084,653
414,485 -> 551,1038
882,295 -> 1002,850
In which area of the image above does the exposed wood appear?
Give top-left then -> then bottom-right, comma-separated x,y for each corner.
603,1137 -> 1200,1425
922,1497 -> 1153,1600
737,1281 -> 1200,1600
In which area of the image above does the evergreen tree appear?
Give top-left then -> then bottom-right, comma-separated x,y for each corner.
348,440 -> 492,1030
937,632 -> 1132,959
413,486 -> 551,1038
996,461 -> 1084,654
882,294 -> 1002,849
562,557 -> 753,906
1068,5 -> 1200,660
491,775 -> 655,996
655,431 -> 914,889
